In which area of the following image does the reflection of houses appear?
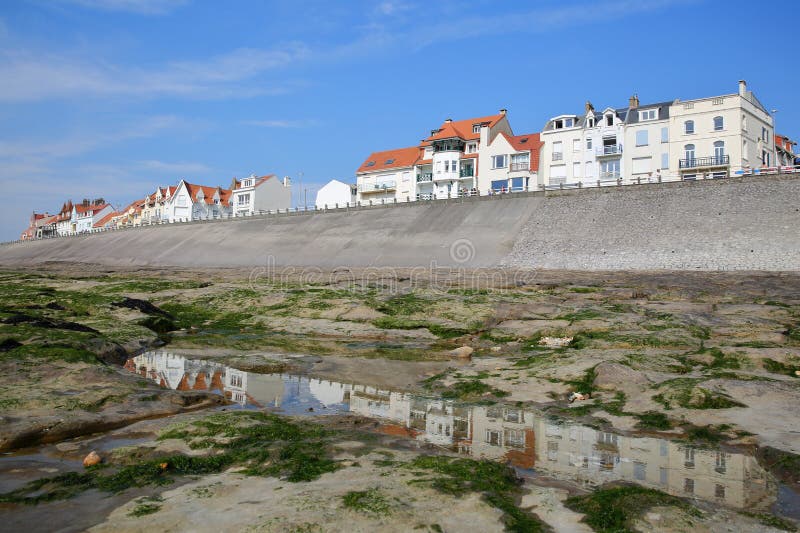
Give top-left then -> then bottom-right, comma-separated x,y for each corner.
469,405 -> 535,469
534,419 -> 774,509
129,351 -> 284,408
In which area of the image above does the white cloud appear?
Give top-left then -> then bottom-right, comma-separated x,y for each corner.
139,160 -> 211,174
0,44 -> 309,102
241,119 -> 318,129
57,0 -> 189,15
0,115 -> 181,158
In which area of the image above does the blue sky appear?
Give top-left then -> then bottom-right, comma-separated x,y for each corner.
2,0 -> 798,240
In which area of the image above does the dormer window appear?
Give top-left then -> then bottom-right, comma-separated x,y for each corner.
385,158 -> 395,164
366,161 -> 376,167
472,124 -> 481,134
605,114 -> 614,126
587,117 -> 595,128
564,118 -> 574,127
639,109 -> 657,121
242,179 -> 253,187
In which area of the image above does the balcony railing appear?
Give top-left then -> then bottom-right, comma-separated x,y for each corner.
679,155 -> 730,169
416,173 -> 433,182
600,171 -> 621,179
510,162 -> 529,172
459,168 -> 475,178
596,144 -> 623,156
358,181 -> 396,193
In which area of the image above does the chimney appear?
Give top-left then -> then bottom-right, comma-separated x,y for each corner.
585,101 -> 594,113
445,118 -> 453,123
499,108 -> 507,115
738,79 -> 747,97
629,94 -> 639,109
283,176 -> 291,187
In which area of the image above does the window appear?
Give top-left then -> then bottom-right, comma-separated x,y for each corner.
601,159 -> 620,179
550,165 -> 566,183
634,462 -> 646,481
715,452 -> 727,473
661,153 -> 669,170
452,160 -> 458,173
762,150 -> 770,166
366,161 -> 376,167
639,109 -> 657,121
237,193 -> 250,206
606,114 -> 613,126
492,155 -> 507,168
486,430 -> 501,446
472,124 -> 481,134
660,441 -> 668,457
684,144 -> 696,162
444,160 -> 450,172
684,120 -> 695,134
547,441 -> 559,461
573,139 -> 581,152
684,448 -> 695,468
684,478 -> 695,494
505,429 -> 525,448
467,143 -> 477,153
554,119 -> 563,129
713,116 -> 724,131
636,130 -> 649,146
242,179 -> 253,187
587,117 -> 595,127
573,162 -> 581,177
586,138 -> 592,150
659,467 -> 668,484
564,118 -> 574,127
715,484 -> 726,499
385,158 -> 395,164
742,114 -> 748,131
661,127 -> 669,143
491,179 -> 507,192
762,127 -> 769,142
714,140 -> 725,161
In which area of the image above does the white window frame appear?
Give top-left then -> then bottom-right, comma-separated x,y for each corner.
713,116 -> 724,131
685,120 -> 695,134
635,129 -> 649,146
639,109 -> 657,121
492,154 -> 507,169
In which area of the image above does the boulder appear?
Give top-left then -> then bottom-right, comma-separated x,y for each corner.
539,336 -> 573,348
83,451 -> 102,467
449,346 -> 474,359
593,361 -> 650,390
85,338 -> 129,365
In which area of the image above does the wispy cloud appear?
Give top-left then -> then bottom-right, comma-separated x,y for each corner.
0,115 -> 181,158
57,0 -> 189,15
139,159 -> 211,175
241,119 -> 318,129
0,44 -> 309,102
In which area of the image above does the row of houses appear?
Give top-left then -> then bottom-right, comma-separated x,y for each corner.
336,80 -> 798,207
20,175 -> 292,240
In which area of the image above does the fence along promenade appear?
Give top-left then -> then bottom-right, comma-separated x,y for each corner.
5,165 -> 800,246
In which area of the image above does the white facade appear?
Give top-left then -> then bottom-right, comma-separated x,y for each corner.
166,180 -> 233,222
71,203 -> 113,234
315,179 -> 356,209
230,174 -> 292,216
477,130 -> 542,192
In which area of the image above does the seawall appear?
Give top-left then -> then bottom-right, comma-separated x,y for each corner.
2,174 -> 799,271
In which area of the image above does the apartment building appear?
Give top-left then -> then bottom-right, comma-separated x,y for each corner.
477,131 -> 543,193
355,111 -> 512,202
668,80 -> 774,179
229,174 -> 291,217
540,80 -> 777,185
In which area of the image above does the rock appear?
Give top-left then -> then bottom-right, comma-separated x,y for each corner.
111,297 -> 173,318
85,338 -> 129,365
687,353 -> 715,366
538,336 -> 573,348
83,451 -> 102,467
449,346 -> 474,359
490,346 -> 502,353
0,338 -> 22,352
593,361 -> 651,390
569,392 -> 590,403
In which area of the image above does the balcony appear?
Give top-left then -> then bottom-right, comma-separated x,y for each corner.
552,152 -> 563,161
596,144 -> 623,157
358,181 -> 396,193
510,162 -> 529,172
679,155 -> 730,169
416,173 -> 433,182
459,168 -> 475,178
600,171 -> 621,179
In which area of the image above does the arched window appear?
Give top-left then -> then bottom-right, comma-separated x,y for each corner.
685,144 -> 696,162
714,140 -> 725,162
684,120 -> 695,134
713,116 -> 724,131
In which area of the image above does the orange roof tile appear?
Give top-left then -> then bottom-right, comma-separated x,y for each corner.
357,146 -> 421,174
75,203 -> 110,215
93,211 -> 119,228
183,182 -> 233,206
500,132 -> 544,171
426,114 -> 506,142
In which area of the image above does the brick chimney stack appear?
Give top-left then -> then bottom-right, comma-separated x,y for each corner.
629,94 -> 639,109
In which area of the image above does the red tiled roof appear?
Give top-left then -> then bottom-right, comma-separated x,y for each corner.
93,211 -> 118,228
75,203 -> 110,215
775,134 -> 797,152
425,114 -> 505,142
500,132 -> 544,171
357,146 -> 421,174
183,182 -> 233,206
233,175 -> 276,190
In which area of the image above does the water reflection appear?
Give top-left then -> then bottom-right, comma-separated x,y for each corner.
128,351 -> 777,511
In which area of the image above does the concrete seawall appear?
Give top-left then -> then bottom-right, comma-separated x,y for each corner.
3,174 -> 799,271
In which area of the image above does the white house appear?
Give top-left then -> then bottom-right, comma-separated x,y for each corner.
72,202 -> 113,234
315,179 -> 356,209
668,80 -> 775,180
166,180 -> 233,222
355,145 -> 421,203
229,174 -> 291,216
622,96 -> 672,182
477,131 -> 543,192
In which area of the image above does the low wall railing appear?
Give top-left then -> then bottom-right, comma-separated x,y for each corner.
6,166 -> 800,246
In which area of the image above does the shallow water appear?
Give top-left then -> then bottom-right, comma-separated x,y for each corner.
127,350 -> 795,514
